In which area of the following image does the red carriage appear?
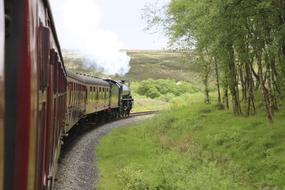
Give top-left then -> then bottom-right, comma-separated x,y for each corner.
0,1 -> 133,189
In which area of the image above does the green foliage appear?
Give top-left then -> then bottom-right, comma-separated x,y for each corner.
144,0 -> 285,120
134,79 -> 198,99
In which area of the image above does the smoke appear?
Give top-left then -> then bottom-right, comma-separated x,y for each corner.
50,0 -> 130,75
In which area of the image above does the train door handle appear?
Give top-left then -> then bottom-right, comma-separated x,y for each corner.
47,175 -> 53,190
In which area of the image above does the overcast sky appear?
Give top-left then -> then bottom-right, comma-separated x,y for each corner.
50,0 -> 169,50
99,0 -> 169,49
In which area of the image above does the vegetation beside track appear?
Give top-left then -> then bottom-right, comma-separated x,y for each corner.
130,79 -> 200,112
96,94 -> 285,190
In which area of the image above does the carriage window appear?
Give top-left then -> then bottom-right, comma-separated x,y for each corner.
50,49 -> 58,65
39,24 -> 50,91
72,83 -> 76,105
91,86 -> 94,101
69,84 -> 72,105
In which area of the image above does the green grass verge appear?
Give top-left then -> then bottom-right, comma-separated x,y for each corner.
131,94 -> 168,112
96,97 -> 285,189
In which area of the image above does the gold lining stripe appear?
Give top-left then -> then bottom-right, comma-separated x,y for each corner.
0,0 -> 5,188
27,1 -> 38,189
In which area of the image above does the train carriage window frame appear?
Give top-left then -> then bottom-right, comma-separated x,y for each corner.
79,85 -> 82,103
96,87 -> 99,100
53,60 -> 59,94
91,86 -> 94,102
93,86 -> 96,101
89,86 -> 91,101
69,83 -> 72,106
73,83 -> 76,106
38,23 -> 50,91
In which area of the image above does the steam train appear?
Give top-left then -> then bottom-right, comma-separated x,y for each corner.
0,1 -> 133,189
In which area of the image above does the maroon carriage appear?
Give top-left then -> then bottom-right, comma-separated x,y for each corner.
1,0 -> 66,189
0,1 -> 134,190
65,71 -> 111,133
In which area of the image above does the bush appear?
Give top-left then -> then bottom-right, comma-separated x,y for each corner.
134,79 -> 199,99
146,86 -> 160,99
159,93 -> 176,102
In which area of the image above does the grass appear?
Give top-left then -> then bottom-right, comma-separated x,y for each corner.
131,93 -> 168,112
96,95 -> 285,190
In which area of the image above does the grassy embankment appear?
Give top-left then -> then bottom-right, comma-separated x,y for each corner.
96,50 -> 285,189
96,93 -> 285,189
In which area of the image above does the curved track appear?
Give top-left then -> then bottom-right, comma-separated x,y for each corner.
129,110 -> 159,117
54,114 -> 156,190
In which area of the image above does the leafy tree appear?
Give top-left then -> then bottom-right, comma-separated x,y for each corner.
143,0 -> 285,121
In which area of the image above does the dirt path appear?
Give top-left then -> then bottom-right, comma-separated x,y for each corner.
54,115 -> 153,190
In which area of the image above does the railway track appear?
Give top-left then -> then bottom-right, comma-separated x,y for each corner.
55,114 -> 154,190
129,110 -> 159,117
63,110 -> 158,145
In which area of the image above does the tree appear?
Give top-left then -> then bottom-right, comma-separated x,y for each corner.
143,0 -> 285,121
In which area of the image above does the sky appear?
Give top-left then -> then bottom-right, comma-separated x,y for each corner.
50,0 -> 169,50
49,0 -> 169,75
98,0 -> 169,50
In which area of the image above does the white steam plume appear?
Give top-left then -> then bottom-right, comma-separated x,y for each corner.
50,0 -> 130,75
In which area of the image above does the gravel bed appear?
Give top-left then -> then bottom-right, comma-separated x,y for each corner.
54,115 -> 153,190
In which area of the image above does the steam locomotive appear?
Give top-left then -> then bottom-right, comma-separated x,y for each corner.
0,1 -> 133,189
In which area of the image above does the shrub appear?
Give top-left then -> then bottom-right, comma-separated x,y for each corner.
134,79 -> 199,99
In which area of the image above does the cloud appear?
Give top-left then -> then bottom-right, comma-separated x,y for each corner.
50,0 -> 130,75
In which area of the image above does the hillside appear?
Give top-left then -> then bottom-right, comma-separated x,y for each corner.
62,49 -> 204,87
62,49 -> 108,78
125,50 -> 203,86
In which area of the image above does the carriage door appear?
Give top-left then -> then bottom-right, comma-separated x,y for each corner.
36,23 -> 50,190
45,49 -> 58,189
